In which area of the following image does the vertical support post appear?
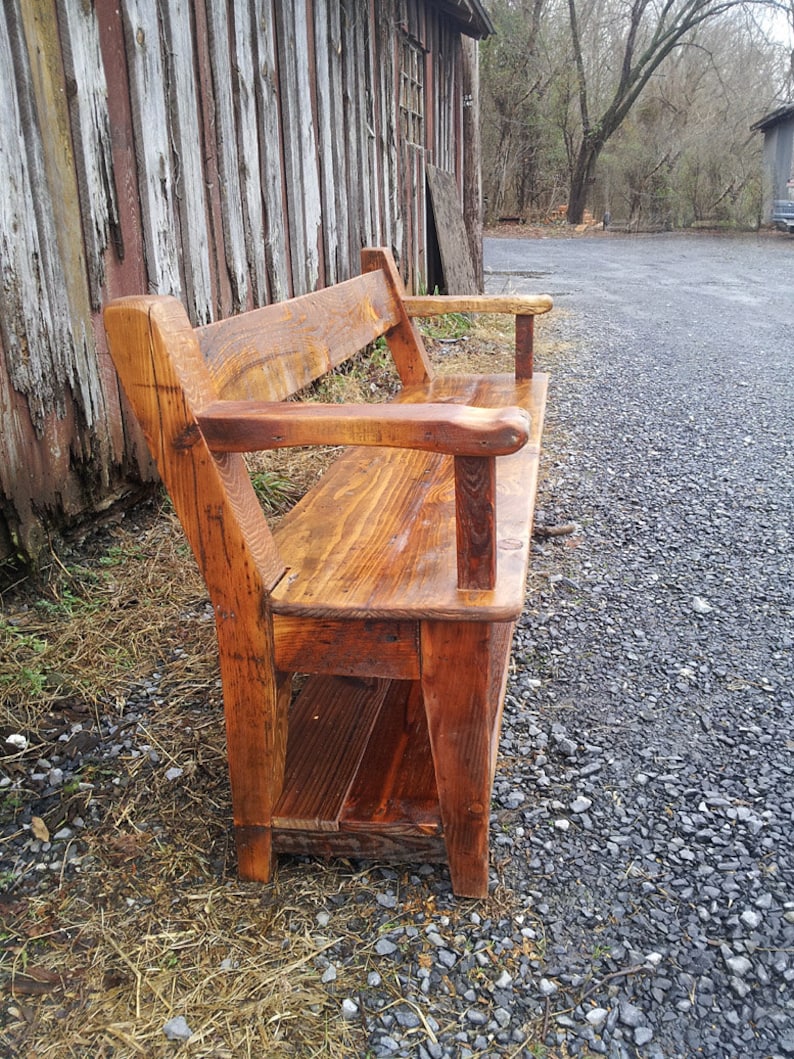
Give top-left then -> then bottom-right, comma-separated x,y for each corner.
421,621 -> 498,898
455,455 -> 497,590
515,314 -> 534,380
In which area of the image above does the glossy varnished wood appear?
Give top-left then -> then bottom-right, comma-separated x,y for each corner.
271,373 -> 548,621
197,399 -> 529,456
104,296 -> 290,883
272,675 -> 390,831
104,248 -> 553,898
195,270 -> 401,400
403,294 -> 553,317
273,617 -> 420,679
421,620 -> 516,897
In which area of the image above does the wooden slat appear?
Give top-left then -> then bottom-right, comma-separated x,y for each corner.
160,0 -> 214,324
205,4 -> 249,312
231,1 -> 269,307
276,1 -> 322,294
196,271 -> 401,400
56,2 -> 120,310
120,0 -> 182,296
272,675 -> 390,831
0,5 -> 83,429
271,828 -> 446,863
273,617 -> 420,680
313,1 -> 339,284
340,680 -> 441,833
251,0 -> 291,303
426,164 -> 478,295
271,372 -> 548,622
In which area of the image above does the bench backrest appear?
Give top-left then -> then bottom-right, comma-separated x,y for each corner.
198,272 -> 395,401
196,248 -> 432,399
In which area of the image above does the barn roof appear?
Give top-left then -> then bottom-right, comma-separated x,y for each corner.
752,104 -> 794,132
435,0 -> 495,38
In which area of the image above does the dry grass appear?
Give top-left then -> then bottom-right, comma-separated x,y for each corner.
0,315 -> 559,1057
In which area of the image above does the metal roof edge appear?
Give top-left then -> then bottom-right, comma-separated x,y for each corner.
432,0 -> 495,39
751,103 -> 794,132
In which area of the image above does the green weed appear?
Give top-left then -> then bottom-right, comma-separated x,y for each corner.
419,311 -> 472,341
249,470 -> 300,515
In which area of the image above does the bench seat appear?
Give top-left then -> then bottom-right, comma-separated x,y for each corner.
272,372 -> 548,622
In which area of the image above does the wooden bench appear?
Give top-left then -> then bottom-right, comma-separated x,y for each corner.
104,248 -> 552,898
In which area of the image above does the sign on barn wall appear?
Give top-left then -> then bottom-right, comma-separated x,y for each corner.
0,0 -> 490,571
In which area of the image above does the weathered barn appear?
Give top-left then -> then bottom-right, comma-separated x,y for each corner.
0,0 -> 492,569
752,103 -> 794,225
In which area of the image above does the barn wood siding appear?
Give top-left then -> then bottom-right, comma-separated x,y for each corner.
0,0 -> 482,569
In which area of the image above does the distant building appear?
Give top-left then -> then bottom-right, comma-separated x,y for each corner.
752,104 -> 794,227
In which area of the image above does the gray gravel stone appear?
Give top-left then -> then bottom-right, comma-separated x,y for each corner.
162,1016 -> 192,1041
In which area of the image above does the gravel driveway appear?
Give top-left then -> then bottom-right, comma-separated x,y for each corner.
485,231 -> 794,1058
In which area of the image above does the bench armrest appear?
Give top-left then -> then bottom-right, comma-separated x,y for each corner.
402,294 -> 552,317
403,294 -> 552,381
196,400 -> 530,457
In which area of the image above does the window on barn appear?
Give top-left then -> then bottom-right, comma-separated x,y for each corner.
399,35 -> 424,148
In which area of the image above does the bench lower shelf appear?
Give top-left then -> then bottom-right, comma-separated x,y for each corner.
270,620 -> 514,876
272,674 -> 445,860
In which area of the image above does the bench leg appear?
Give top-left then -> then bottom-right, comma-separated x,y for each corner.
421,621 -> 508,898
216,617 -> 290,883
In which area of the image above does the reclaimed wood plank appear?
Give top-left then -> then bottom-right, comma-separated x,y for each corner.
312,1 -> 340,284
326,1 -> 351,280
104,295 -> 288,881
340,680 -> 441,833
273,617 -> 420,679
56,1 -> 121,310
160,0 -> 214,324
276,1 -> 322,294
251,0 -> 291,302
374,4 -> 399,251
93,0 -> 148,297
361,4 -> 380,244
272,675 -> 390,831
360,248 -> 433,385
206,3 -> 249,311
427,164 -> 478,295
196,270 -> 400,400
197,401 -> 529,456
272,827 -> 446,862
0,4 -> 79,430
455,455 -> 497,589
516,314 -> 535,380
403,294 -> 553,317
120,0 -> 182,296
190,0 -> 232,315
231,1 -> 269,306
420,620 -> 503,898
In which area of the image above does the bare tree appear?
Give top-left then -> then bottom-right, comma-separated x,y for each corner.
565,0 -> 784,222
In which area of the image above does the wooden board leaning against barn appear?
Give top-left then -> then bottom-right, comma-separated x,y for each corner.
427,164 -> 479,295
